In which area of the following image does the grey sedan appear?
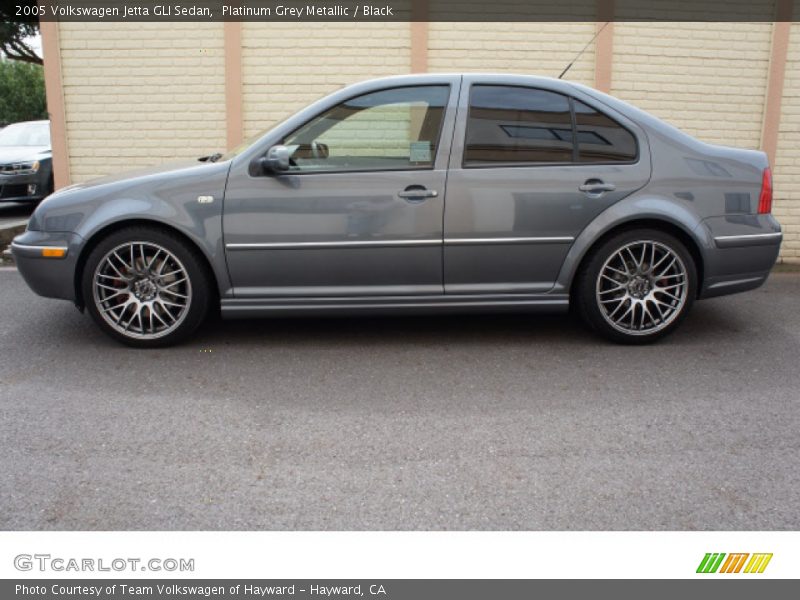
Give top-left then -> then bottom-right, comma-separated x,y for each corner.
12,74 -> 782,346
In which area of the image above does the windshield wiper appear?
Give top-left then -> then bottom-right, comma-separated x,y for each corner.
199,152 -> 223,162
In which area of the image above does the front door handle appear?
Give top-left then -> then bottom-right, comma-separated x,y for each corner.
579,179 -> 616,196
398,185 -> 438,201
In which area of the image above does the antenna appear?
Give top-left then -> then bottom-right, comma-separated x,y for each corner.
558,22 -> 610,80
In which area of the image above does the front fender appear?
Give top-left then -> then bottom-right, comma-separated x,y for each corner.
35,161 -> 233,298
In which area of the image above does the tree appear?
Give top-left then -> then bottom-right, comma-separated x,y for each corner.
0,59 -> 48,126
1,2 -> 43,66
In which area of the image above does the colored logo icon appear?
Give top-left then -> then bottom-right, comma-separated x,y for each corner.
697,553 -> 773,574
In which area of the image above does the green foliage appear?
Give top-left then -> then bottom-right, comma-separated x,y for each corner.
0,59 -> 47,127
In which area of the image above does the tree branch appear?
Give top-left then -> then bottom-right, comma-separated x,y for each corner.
0,18 -> 43,65
3,39 -> 43,65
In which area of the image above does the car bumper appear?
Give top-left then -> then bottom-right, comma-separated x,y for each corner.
0,172 -> 47,202
11,230 -> 84,302
698,215 -> 782,299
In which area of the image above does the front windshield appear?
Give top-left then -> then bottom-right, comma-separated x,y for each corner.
0,122 -> 51,147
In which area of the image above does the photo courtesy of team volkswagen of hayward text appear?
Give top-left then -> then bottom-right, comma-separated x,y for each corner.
0,0 -> 798,595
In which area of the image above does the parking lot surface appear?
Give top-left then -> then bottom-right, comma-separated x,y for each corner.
1,268 -> 798,530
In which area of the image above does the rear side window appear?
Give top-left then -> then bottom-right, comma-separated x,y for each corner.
464,85 -> 637,167
573,99 -> 637,163
464,86 -> 574,165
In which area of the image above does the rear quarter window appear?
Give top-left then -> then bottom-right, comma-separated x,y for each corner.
573,99 -> 637,163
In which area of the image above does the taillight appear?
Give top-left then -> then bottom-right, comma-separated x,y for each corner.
758,167 -> 773,214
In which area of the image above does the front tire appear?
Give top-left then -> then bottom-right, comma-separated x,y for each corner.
81,226 -> 212,347
575,229 -> 697,344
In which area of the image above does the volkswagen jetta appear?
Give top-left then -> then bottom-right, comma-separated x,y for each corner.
11,74 -> 782,346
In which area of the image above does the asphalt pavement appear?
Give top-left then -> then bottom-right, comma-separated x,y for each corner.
1,268 -> 798,530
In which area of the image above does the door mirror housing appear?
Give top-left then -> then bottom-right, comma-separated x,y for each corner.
254,145 -> 291,175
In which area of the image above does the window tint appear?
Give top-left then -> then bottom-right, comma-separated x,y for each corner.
283,86 -> 449,172
464,86 -> 574,166
573,99 -> 637,163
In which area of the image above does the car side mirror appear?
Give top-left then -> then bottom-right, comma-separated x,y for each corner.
255,145 -> 291,175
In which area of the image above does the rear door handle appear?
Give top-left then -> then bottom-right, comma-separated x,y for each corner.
579,179 -> 616,196
398,186 -> 438,201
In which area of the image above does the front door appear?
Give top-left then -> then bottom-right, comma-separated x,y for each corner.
444,80 -> 651,294
223,83 -> 457,298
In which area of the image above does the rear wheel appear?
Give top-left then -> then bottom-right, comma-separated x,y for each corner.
81,226 -> 212,347
575,229 -> 697,344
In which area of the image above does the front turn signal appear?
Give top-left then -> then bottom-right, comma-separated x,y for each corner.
41,247 -> 67,258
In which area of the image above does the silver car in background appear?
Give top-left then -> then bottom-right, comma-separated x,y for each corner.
12,74 -> 782,346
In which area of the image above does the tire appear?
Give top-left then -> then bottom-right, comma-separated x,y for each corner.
81,226 -> 212,348
574,228 -> 698,344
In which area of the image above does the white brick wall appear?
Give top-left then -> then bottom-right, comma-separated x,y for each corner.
773,23 -> 800,263
427,22 -> 596,86
59,22 -> 226,182
611,22 -> 772,149
241,22 -> 411,138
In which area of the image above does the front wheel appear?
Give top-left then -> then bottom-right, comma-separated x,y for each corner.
81,226 -> 212,347
574,229 -> 698,344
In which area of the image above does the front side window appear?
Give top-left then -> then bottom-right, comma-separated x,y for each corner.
283,85 -> 450,172
464,85 -> 638,167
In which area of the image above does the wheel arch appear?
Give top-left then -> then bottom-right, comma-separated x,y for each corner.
565,217 -> 705,300
73,218 -> 222,309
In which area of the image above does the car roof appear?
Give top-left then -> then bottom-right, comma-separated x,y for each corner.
337,73 -> 586,105
356,72 -> 573,88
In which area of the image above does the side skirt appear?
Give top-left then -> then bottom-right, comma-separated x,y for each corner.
220,293 -> 570,319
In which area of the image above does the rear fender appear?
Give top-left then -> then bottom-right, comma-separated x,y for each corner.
554,194 -> 708,294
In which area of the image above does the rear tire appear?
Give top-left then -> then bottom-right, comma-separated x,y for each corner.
81,226 -> 212,348
574,228 -> 697,344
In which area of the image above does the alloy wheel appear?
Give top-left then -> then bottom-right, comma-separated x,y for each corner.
595,240 -> 689,336
92,241 -> 192,339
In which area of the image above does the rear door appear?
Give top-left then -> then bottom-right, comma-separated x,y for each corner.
444,77 -> 651,294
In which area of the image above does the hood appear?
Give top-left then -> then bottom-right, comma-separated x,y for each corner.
62,159 -> 212,192
29,157 -> 232,233
0,146 -> 51,164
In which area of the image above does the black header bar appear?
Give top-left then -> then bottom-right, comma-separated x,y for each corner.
5,0 -> 796,23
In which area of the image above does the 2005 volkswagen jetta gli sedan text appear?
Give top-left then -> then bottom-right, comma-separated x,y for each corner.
12,74 -> 782,347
